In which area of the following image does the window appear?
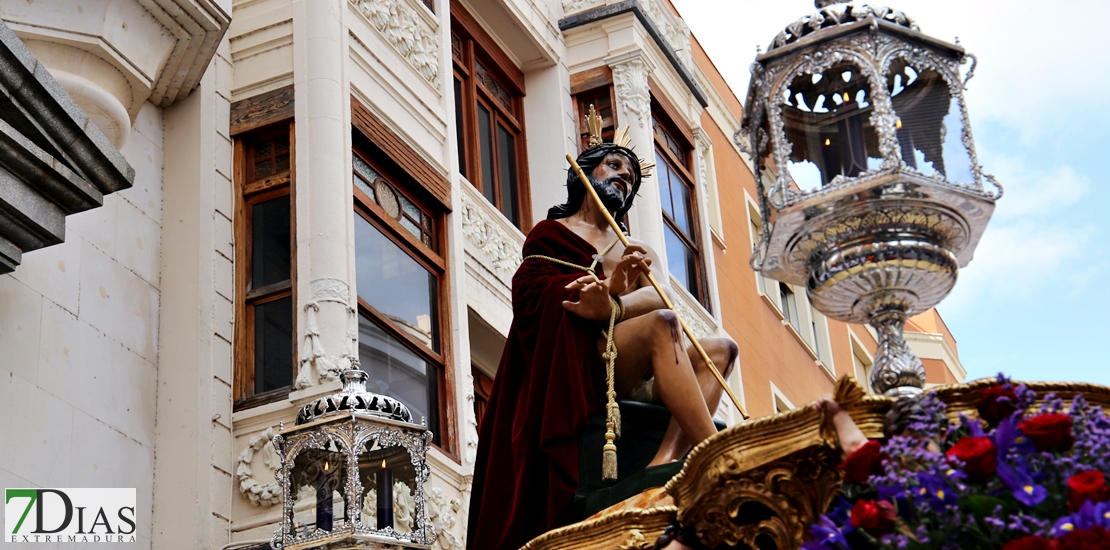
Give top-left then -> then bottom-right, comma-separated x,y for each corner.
653,108 -> 707,308
353,147 -> 450,448
472,366 -> 494,429
851,332 -> 874,393
772,385 -> 794,414
779,282 -> 797,331
452,9 -> 529,229
575,87 -> 617,151
746,197 -> 778,297
234,123 -> 296,406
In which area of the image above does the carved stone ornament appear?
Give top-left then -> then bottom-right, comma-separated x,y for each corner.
464,372 -> 480,464
460,187 -> 524,284
639,0 -> 693,70
237,427 -> 283,507
610,56 -> 652,128
310,278 -> 350,304
350,0 -> 441,89
561,0 -> 604,14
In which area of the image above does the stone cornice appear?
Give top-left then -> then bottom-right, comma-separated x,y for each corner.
0,20 -> 134,272
559,0 -> 707,108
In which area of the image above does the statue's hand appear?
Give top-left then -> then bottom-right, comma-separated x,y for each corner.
562,276 -> 615,321
608,245 -> 651,296
814,394 -> 842,416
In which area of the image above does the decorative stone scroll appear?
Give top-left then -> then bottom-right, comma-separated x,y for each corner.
236,427 -> 283,507
351,0 -> 441,89
610,56 -> 652,128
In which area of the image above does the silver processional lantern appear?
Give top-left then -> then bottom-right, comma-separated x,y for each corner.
742,0 -> 1001,396
271,369 -> 435,549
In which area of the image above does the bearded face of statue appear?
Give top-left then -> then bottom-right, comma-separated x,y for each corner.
588,153 -> 635,215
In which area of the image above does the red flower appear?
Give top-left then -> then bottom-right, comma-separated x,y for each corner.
1068,470 -> 1110,511
1001,535 -> 1052,550
978,385 -> 1018,424
1018,413 -> 1074,452
946,436 -> 997,480
1054,526 -> 1110,550
849,499 -> 897,536
839,440 -> 885,485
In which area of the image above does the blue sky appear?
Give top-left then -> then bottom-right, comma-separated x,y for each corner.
671,0 -> 1110,385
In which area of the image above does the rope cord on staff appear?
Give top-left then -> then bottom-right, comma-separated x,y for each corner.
522,237 -> 625,481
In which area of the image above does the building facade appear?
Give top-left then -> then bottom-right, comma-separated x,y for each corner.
0,0 -> 964,548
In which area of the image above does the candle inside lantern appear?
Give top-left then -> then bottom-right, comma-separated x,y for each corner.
316,460 -> 333,532
376,459 -> 394,529
820,137 -> 840,185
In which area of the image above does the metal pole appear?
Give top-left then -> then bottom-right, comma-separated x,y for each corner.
567,154 -> 749,420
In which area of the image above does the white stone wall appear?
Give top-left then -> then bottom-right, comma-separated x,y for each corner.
150,35 -> 237,550
0,100 -> 164,549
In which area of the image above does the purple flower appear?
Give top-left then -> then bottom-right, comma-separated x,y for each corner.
997,460 -> 1048,507
808,514 -> 851,548
915,472 -> 959,510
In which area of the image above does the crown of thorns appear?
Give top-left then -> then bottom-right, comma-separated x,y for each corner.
581,104 -> 654,180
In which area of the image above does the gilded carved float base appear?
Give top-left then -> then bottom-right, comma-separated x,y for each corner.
521,377 -> 1110,550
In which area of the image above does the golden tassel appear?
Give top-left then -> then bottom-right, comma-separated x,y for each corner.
602,429 -> 618,481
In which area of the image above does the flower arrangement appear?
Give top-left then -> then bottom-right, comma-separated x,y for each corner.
805,375 -> 1110,550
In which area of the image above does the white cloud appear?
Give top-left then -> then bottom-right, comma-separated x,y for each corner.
977,154 -> 1091,220
945,222 -> 1093,310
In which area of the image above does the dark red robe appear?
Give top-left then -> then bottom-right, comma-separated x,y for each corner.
467,219 -> 607,550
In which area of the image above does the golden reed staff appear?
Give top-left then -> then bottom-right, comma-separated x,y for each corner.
566,154 -> 749,420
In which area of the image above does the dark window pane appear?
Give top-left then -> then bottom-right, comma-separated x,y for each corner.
358,316 -> 437,441
275,135 -> 289,155
251,196 -> 291,289
497,125 -> 518,226
254,159 -> 273,179
451,34 -> 462,61
275,153 -> 290,173
656,152 -> 673,218
672,176 -> 691,237
254,296 -> 293,394
454,77 -> 467,179
255,140 -> 272,159
664,224 -> 688,294
684,241 -> 700,302
478,104 -> 495,206
355,214 -> 439,351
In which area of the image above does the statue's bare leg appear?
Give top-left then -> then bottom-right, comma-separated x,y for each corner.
609,310 -> 718,460
649,337 -> 738,465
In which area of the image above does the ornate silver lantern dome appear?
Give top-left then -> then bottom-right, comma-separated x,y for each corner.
742,0 -> 1001,396
271,369 -> 434,550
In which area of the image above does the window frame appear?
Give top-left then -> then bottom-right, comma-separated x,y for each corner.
233,121 -> 297,409
451,3 -> 531,231
352,144 -> 457,458
652,103 -> 708,309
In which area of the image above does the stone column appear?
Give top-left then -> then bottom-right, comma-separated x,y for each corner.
606,51 -> 665,259
291,0 -> 356,388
